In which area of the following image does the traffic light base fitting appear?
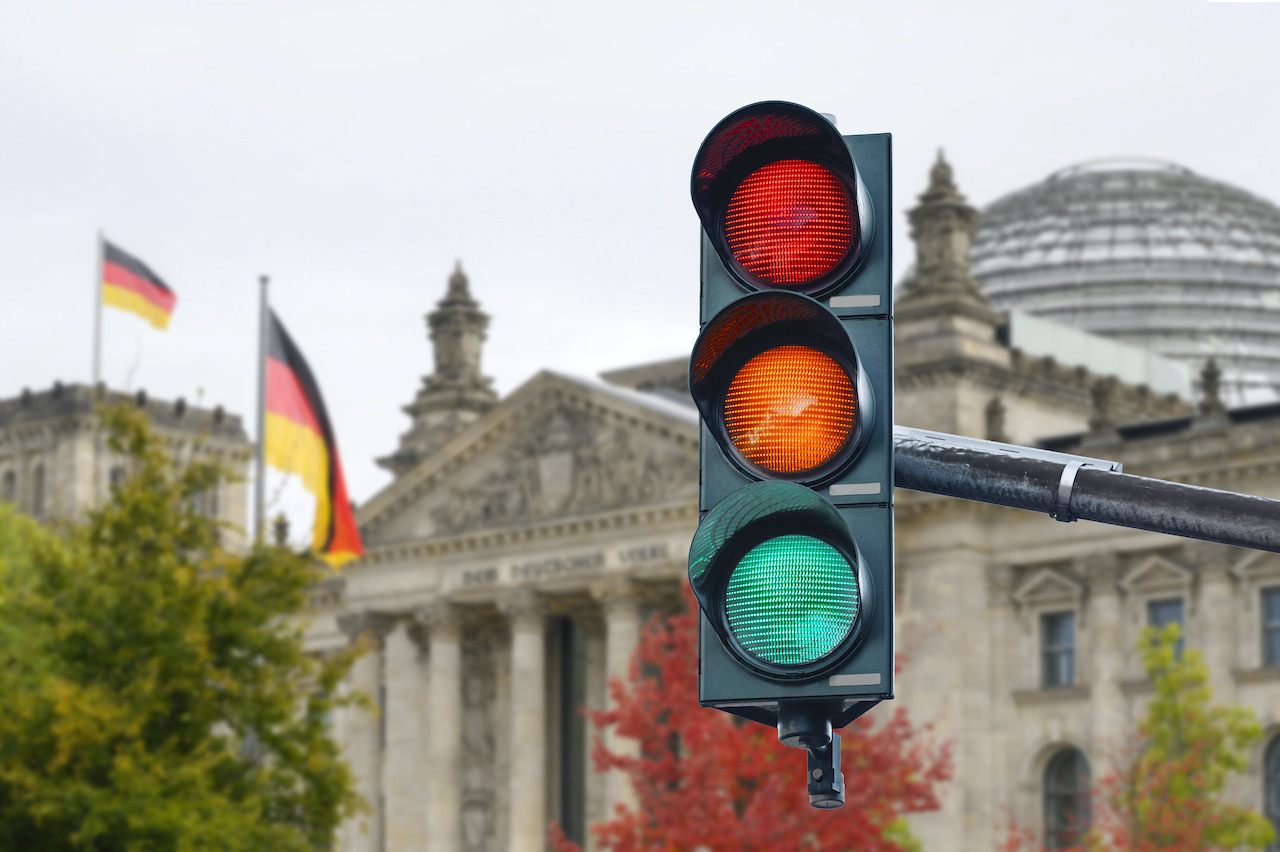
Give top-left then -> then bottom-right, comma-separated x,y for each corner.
807,733 -> 845,809
779,703 -> 846,809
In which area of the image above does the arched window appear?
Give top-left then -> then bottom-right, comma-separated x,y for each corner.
1265,736 -> 1280,851
31,465 -> 45,517
1044,748 -> 1091,850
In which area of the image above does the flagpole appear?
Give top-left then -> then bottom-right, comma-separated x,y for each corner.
93,231 -> 104,387
92,231 -> 105,506
255,275 -> 269,544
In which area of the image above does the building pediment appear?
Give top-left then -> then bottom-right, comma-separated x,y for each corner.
357,370 -> 699,546
1012,567 -> 1083,609
1232,549 -> 1280,582
1119,554 -> 1192,594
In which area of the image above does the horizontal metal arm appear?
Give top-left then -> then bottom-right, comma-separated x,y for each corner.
894,426 -> 1280,555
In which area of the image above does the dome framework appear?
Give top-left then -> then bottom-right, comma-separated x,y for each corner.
971,159 -> 1280,405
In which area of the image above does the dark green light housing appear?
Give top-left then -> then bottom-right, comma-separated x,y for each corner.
689,481 -> 873,680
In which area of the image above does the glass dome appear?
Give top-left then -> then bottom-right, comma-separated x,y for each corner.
970,159 -> 1280,405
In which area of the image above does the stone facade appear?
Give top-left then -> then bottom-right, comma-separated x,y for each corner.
0,383 -> 251,546
313,356 -> 696,852
318,160 -> 1280,852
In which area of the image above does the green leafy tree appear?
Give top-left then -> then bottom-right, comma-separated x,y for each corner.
1089,622 -> 1275,851
0,405 -> 364,851
1002,623 -> 1274,852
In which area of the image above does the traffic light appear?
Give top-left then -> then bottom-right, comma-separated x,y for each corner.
687,101 -> 892,806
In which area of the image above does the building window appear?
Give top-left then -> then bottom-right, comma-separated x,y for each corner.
31,465 -> 45,517
377,684 -> 387,752
1147,597 -> 1185,659
109,465 -> 126,489
1,470 -> 14,503
1044,748 -> 1091,850
1041,612 -> 1075,688
1267,737 -> 1280,852
1264,589 -> 1280,668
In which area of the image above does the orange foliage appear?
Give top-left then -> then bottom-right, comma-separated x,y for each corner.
551,587 -> 951,852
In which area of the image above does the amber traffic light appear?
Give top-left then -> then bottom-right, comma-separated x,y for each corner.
725,345 -> 858,475
690,291 -> 871,485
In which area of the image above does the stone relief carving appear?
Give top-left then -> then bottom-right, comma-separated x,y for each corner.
432,404 -> 696,535
460,629 -> 497,852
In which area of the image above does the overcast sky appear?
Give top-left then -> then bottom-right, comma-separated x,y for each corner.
2,0 -> 1277,539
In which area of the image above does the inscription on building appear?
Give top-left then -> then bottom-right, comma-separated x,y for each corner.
454,541 -> 673,590
511,552 -> 605,581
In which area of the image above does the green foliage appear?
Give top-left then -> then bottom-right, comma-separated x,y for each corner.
0,405 -> 364,851
1088,622 -> 1275,851
1002,623 -> 1275,852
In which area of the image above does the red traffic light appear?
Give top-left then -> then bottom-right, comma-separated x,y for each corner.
725,159 -> 857,288
692,102 -> 871,296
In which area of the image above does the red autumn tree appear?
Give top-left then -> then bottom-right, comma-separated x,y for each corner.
1000,624 -> 1274,852
551,587 -> 951,852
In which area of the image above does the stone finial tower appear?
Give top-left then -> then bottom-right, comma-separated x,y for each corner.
378,262 -> 498,477
900,150 -> 987,303
895,152 -> 1008,375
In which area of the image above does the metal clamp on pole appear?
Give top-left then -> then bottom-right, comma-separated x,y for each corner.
1053,458 -> 1128,523
1051,461 -> 1084,523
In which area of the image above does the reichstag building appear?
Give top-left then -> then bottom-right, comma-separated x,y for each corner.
304,153 -> 1280,852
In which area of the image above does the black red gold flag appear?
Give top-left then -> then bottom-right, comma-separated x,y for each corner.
264,311 -> 363,567
102,240 -> 176,329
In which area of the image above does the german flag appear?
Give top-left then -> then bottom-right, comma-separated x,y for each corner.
102,240 -> 176,329
265,311 -> 363,567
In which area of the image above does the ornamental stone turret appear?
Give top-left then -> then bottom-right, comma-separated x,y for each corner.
896,152 -> 1008,372
900,150 -> 988,304
378,262 -> 498,477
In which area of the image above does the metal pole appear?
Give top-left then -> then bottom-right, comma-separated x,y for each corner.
93,231 -> 104,387
92,231 -> 105,506
894,426 -> 1280,555
254,275 -> 269,544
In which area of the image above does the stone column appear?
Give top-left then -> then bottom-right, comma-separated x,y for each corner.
501,591 -> 547,852
1083,555 -> 1126,782
984,564 -> 1020,830
337,612 -> 396,852
417,602 -> 463,852
383,619 -> 427,851
593,581 -> 642,816
1194,546 -> 1237,702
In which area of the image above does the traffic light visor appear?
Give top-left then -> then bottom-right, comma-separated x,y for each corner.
691,292 -> 870,484
692,101 -> 867,296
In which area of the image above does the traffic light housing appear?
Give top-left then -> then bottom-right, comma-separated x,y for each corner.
687,102 -> 893,783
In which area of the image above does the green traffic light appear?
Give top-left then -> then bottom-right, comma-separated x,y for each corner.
724,534 -> 859,666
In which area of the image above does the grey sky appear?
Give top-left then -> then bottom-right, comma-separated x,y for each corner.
2,0 -> 1277,533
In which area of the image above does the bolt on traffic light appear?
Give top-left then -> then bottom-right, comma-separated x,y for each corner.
687,101 -> 893,808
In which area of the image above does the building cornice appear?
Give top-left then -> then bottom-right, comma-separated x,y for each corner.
356,497 -> 698,568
